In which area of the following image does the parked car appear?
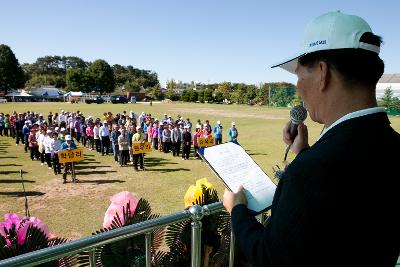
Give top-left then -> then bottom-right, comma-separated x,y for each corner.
0,97 -> 7,103
85,96 -> 105,104
111,95 -> 128,104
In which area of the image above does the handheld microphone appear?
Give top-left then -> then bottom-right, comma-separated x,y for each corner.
284,105 -> 307,161
289,105 -> 308,142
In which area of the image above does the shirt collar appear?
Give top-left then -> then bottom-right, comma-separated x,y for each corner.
318,107 -> 385,141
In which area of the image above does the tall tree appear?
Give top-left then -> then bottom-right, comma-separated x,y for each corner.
35,56 -> 65,75
149,84 -> 162,100
269,82 -> 296,107
217,82 -> 231,100
112,64 -> 159,88
62,56 -> 87,70
124,81 -> 141,93
0,44 -> 25,94
88,59 -> 115,95
381,87 -> 393,109
166,79 -> 177,90
65,68 -> 92,92
189,89 -> 199,102
203,88 -> 213,102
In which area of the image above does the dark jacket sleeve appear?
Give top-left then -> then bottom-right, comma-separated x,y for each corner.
231,204 -> 274,267
230,158 -> 314,267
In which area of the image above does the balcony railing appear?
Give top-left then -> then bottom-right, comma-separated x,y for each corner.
0,201 -> 235,267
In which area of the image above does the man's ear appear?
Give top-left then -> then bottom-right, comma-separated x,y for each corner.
318,61 -> 330,92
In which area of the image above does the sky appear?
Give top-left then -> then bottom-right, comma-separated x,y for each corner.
1,0 -> 399,87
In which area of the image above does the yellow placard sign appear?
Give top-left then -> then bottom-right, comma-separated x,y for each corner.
132,142 -> 152,154
58,148 -> 84,163
198,137 -> 215,147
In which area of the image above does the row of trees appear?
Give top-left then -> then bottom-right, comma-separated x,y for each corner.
1,43 -> 299,107
381,87 -> 400,112
165,80 -> 301,107
0,44 -> 159,95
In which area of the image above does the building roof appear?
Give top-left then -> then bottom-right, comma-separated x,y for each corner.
378,74 -> 400,83
30,87 -> 64,97
6,91 -> 32,97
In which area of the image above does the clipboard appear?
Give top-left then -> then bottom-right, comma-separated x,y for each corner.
200,142 -> 276,215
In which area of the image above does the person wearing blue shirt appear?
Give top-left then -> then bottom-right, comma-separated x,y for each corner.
213,120 -> 223,145
22,121 -> 31,152
227,122 -> 238,144
60,135 -> 77,150
60,135 -> 77,184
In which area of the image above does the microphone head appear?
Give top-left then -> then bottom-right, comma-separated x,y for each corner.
290,105 -> 307,124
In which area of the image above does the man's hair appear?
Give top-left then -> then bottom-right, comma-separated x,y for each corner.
298,32 -> 384,89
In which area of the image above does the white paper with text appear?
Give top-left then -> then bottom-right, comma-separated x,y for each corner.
204,142 -> 276,213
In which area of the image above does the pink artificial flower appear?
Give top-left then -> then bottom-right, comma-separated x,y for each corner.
0,213 -> 54,246
0,213 -> 22,246
0,213 -> 21,238
103,191 -> 139,228
17,217 -> 54,246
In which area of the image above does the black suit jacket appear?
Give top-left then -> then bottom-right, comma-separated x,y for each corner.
232,112 -> 400,267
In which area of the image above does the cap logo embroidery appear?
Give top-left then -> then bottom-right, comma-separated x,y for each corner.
309,40 -> 327,47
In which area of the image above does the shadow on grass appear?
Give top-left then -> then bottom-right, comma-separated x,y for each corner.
0,179 -> 35,184
75,165 -> 111,170
0,156 -> 17,159
0,170 -> 28,175
77,170 -> 117,176
76,160 -> 101,165
78,179 -> 125,184
146,167 -> 190,173
0,164 -> 23,167
144,157 -> 178,167
0,191 -> 45,197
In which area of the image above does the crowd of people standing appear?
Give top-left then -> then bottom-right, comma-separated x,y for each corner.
0,109 -> 239,181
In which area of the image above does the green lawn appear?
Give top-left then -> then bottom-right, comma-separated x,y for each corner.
1,102 -> 400,240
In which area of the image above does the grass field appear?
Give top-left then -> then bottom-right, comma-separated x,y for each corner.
1,102 -> 400,240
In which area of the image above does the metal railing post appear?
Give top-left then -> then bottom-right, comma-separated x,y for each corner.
189,205 -> 205,267
88,249 -> 96,267
229,229 -> 235,267
145,232 -> 152,267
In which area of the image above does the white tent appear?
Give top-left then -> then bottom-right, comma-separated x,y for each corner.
5,91 -> 32,102
64,91 -> 85,97
5,92 -> 32,97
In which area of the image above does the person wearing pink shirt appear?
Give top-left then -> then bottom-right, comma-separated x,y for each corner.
152,122 -> 159,150
192,125 -> 201,158
86,122 -> 94,150
146,122 -> 153,143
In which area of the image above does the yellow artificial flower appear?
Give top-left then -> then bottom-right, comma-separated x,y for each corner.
196,177 -> 213,190
184,178 -> 214,208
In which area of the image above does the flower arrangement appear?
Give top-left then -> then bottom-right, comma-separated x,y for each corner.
78,191 -> 165,267
159,178 -> 232,267
184,177 -> 214,208
102,191 -> 139,228
0,213 -> 74,266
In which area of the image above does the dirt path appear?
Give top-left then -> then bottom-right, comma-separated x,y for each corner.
169,107 -> 286,120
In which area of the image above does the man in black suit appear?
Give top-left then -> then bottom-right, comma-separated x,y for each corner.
223,11 -> 400,267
